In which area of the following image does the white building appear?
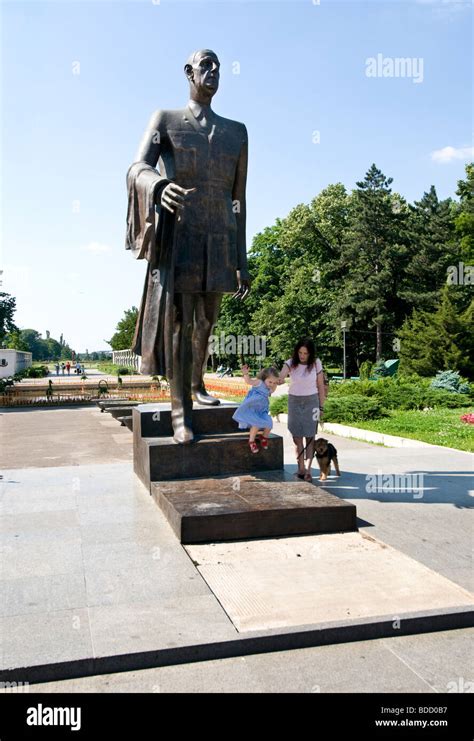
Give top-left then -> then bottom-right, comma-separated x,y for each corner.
0,350 -> 33,379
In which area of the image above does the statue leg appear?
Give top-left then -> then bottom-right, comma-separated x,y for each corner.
170,292 -> 194,444
192,292 -> 222,406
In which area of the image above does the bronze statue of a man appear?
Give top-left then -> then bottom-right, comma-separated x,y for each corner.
126,49 -> 250,443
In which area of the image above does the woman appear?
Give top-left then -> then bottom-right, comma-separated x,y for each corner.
279,338 -> 326,482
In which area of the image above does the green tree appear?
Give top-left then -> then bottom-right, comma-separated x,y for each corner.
402,186 -> 458,313
210,166 -> 470,377
398,286 -> 473,378
5,329 -> 29,351
0,293 -> 18,346
250,262 -> 335,365
107,307 -> 139,350
44,338 -> 62,359
333,164 -> 411,363
18,329 -> 45,359
220,185 -> 350,368
454,162 -> 474,263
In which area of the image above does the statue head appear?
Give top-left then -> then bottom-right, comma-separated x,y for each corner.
185,49 -> 220,103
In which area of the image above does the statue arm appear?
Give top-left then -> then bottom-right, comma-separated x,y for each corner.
125,111 -> 172,260
232,126 -> 249,282
135,110 -> 196,215
134,110 -> 170,203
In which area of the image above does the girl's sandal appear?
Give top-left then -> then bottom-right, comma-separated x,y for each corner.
260,436 -> 269,450
249,441 -> 259,454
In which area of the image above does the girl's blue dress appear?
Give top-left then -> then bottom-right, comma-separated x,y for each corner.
232,381 -> 273,430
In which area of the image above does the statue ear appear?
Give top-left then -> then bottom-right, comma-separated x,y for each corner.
184,63 -> 194,80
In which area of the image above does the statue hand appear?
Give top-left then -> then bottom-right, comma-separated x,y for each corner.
160,183 -> 197,214
232,279 -> 250,301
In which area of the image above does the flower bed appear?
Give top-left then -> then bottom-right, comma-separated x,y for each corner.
204,380 -> 248,398
0,389 -> 172,407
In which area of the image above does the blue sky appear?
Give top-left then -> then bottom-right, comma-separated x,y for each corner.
1,0 -> 472,352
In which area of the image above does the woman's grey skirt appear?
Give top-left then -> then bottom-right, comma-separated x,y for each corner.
288,393 -> 319,437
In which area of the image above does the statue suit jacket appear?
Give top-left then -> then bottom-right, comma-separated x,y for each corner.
125,106 -> 249,376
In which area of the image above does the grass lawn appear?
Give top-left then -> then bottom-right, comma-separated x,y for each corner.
347,407 -> 473,452
84,361 -> 122,374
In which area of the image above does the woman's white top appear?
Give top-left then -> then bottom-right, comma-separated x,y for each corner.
285,358 -> 323,396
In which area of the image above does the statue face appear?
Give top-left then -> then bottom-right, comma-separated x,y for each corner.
187,52 -> 220,97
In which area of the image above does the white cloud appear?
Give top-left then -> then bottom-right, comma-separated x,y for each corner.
416,0 -> 471,19
431,146 -> 474,164
81,242 -> 113,253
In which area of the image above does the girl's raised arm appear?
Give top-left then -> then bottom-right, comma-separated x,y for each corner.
242,364 -> 260,386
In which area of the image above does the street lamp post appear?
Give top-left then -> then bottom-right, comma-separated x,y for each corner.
341,321 -> 347,380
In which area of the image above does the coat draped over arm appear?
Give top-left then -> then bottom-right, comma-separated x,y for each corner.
125,161 -> 175,378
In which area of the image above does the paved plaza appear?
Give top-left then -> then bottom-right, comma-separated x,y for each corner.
0,403 -> 472,692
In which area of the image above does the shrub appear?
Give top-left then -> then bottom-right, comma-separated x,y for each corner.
430,370 -> 470,394
423,390 -> 471,409
323,395 -> 388,423
327,376 -> 471,411
14,365 -> 49,380
0,377 -> 15,394
117,367 -> 130,376
329,379 -> 379,397
373,383 -> 427,410
270,395 -> 288,416
359,360 -> 373,380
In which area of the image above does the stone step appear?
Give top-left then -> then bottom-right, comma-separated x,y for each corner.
134,432 -> 284,487
116,415 -> 133,430
151,472 -> 357,543
107,406 -> 137,420
133,402 -> 240,438
97,399 -> 138,411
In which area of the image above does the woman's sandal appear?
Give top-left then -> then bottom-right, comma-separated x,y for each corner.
249,440 -> 259,454
304,472 -> 313,483
294,472 -> 306,480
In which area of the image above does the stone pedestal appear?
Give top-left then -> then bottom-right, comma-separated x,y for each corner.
133,402 -> 283,487
132,402 -> 357,543
151,472 -> 357,543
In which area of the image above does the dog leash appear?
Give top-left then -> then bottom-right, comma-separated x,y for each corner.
297,436 -> 315,461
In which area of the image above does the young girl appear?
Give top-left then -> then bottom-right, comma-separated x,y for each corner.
232,365 -> 280,453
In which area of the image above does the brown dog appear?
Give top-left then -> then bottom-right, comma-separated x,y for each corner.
314,438 -> 341,481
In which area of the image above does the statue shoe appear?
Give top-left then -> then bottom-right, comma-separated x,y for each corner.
172,420 -> 194,444
193,388 -> 220,406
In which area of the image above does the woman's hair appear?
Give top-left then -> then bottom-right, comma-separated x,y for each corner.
258,366 -> 280,381
291,338 -> 316,372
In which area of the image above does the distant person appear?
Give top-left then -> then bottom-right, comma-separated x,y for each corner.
61,363 -> 66,375
55,362 -> 60,375
278,337 -> 327,482
66,362 -> 71,375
